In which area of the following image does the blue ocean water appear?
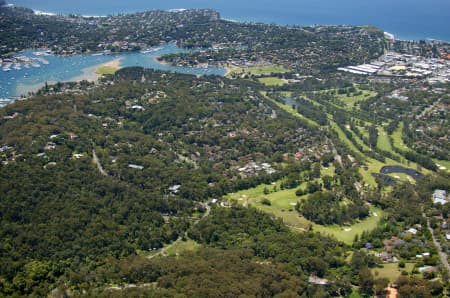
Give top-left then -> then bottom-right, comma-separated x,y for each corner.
8,0 -> 450,41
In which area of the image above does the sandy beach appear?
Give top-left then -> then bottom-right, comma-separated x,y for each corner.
15,58 -> 122,96
72,58 -> 122,82
97,58 -> 122,72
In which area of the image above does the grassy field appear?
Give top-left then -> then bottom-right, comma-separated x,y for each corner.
330,121 -> 364,158
337,90 -> 377,109
348,127 -> 371,151
387,172 -> 416,184
372,263 -> 415,283
96,66 -> 118,75
225,181 -> 383,244
313,205 -> 383,244
165,239 -> 200,256
391,122 -> 411,152
258,77 -> 286,86
434,159 -> 450,172
377,127 -> 394,153
377,127 -> 403,161
232,65 -> 290,76
356,125 -> 369,139
321,164 -> 336,177
265,92 -> 433,191
276,91 -> 293,97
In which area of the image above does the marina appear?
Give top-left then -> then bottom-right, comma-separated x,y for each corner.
0,42 -> 225,104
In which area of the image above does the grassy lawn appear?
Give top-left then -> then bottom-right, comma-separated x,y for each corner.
277,91 -> 293,97
227,65 -> 290,77
387,172 -> 416,184
330,121 -> 364,158
372,263 -> 415,283
349,289 -> 363,298
238,65 -> 290,75
377,127 -> 394,153
96,66 -> 118,75
321,164 -> 336,177
329,120 -> 427,187
165,239 -> 200,256
391,122 -> 411,152
313,205 -> 383,245
359,157 -> 419,187
356,125 -> 369,139
258,77 -> 286,86
378,127 -> 403,160
225,181 -> 383,244
434,159 -> 450,172
336,90 -> 377,109
348,127 -> 371,151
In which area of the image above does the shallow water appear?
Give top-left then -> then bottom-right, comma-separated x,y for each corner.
0,42 -> 225,100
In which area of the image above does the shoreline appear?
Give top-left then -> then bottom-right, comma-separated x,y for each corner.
14,58 -> 122,96
72,57 -> 122,82
6,3 -> 449,43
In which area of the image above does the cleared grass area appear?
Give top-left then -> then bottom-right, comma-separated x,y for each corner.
391,122 -> 412,152
337,90 -> 377,109
349,290 -> 363,298
313,205 -> 383,245
330,121 -> 426,187
377,128 -> 394,153
372,263 -> 415,283
232,65 -> 290,76
321,164 -> 336,177
378,127 -> 403,160
387,173 -> 416,184
258,77 -> 286,86
330,121 -> 363,157
165,239 -> 200,256
226,180 -> 305,211
276,91 -> 293,97
356,125 -> 369,139
96,66 -> 118,75
225,181 -> 383,244
434,159 -> 450,172
348,127 -> 370,151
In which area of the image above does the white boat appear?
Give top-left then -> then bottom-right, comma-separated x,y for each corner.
33,50 -> 52,56
92,53 -> 104,56
31,63 -> 41,68
140,47 -> 163,53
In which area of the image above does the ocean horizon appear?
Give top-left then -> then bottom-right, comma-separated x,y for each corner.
7,0 -> 450,42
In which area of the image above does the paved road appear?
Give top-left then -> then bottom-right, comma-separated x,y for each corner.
148,202 -> 211,259
424,214 -> 450,274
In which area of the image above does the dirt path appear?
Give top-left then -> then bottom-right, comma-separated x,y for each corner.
92,145 -> 108,176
